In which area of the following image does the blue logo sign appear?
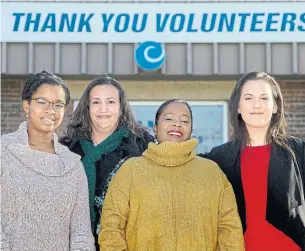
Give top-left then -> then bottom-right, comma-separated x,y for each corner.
134,41 -> 166,71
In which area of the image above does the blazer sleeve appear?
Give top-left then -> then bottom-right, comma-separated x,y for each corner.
198,147 -> 220,164
301,141 -> 305,193
98,161 -> 132,251
70,162 -> 95,251
299,140 -> 305,251
295,140 -> 305,251
216,169 -> 245,251
292,139 -> 305,196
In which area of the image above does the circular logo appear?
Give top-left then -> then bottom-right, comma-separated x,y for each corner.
134,41 -> 166,71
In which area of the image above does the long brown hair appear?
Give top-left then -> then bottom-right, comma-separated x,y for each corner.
63,76 -> 146,140
229,71 -> 295,157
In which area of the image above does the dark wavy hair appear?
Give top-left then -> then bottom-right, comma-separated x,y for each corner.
155,99 -> 193,132
21,70 -> 70,105
230,71 -> 294,157
63,76 -> 146,140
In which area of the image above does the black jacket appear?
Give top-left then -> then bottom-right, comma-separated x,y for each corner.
60,130 -> 154,248
61,131 -> 154,198
199,138 -> 305,250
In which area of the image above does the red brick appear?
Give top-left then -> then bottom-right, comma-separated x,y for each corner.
1,79 -> 305,141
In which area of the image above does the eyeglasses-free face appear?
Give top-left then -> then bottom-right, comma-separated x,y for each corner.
238,79 -> 278,132
154,102 -> 192,144
89,85 -> 120,135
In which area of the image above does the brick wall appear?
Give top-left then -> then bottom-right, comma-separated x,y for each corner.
1,80 -> 25,134
280,81 -> 305,140
1,79 -> 74,137
1,79 -> 305,141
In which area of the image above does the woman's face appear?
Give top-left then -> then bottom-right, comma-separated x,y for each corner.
238,79 -> 277,131
23,84 -> 66,134
89,84 -> 120,134
154,102 -> 192,144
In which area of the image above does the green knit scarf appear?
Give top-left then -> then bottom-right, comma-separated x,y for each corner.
79,127 -> 129,232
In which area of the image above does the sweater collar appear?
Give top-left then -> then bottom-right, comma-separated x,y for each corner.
2,121 -> 81,176
143,138 -> 198,166
14,121 -> 62,150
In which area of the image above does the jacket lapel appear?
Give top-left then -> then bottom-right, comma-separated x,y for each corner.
224,141 -> 247,230
267,144 -> 303,212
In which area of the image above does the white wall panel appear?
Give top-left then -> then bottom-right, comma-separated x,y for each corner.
271,44 -> 292,75
245,44 -> 265,73
34,43 -> 55,73
113,44 -> 134,74
2,0 -> 304,2
60,43 -> 82,74
192,44 -> 213,75
87,44 -> 108,74
3,42 -> 305,76
166,44 -> 187,75
218,44 -> 239,75
298,43 -> 305,74
7,43 -> 28,74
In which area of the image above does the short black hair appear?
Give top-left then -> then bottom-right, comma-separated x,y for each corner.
155,99 -> 193,132
21,70 -> 70,105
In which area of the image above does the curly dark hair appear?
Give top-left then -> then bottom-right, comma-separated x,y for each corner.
229,71 -> 295,157
21,70 -> 70,105
63,76 -> 147,140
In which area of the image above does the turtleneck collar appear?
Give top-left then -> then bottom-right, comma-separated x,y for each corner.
2,121 -> 81,176
143,138 -> 198,167
12,121 -> 61,150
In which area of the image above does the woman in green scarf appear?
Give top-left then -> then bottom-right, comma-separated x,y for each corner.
60,76 -> 154,250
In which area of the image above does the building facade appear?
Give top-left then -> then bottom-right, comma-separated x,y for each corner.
1,0 -> 305,152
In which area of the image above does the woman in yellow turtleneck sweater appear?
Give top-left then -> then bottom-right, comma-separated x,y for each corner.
98,99 -> 244,251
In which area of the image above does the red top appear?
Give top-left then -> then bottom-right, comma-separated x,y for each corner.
241,145 -> 301,251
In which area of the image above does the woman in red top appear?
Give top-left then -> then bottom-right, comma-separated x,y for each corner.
200,72 -> 305,251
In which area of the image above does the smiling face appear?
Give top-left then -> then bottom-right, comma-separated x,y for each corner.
89,84 -> 121,134
23,84 -> 66,134
238,79 -> 277,131
154,102 -> 192,143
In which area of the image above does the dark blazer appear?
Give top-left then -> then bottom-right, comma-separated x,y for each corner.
199,138 -> 305,250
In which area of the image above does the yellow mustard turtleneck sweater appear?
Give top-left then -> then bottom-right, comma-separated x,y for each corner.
99,139 -> 244,251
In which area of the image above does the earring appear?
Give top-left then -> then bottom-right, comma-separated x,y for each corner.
25,113 -> 28,118
154,137 -> 159,144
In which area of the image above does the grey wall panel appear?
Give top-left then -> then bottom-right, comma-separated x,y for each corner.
113,44 -> 134,75
192,44 -> 213,75
7,43 -> 28,74
60,43 -> 81,74
34,44 -> 55,73
271,44 -> 292,75
2,42 -> 303,76
245,44 -> 265,73
218,44 -> 239,75
298,43 -> 305,74
4,0 -> 302,2
166,44 -> 186,75
87,44 -> 108,75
